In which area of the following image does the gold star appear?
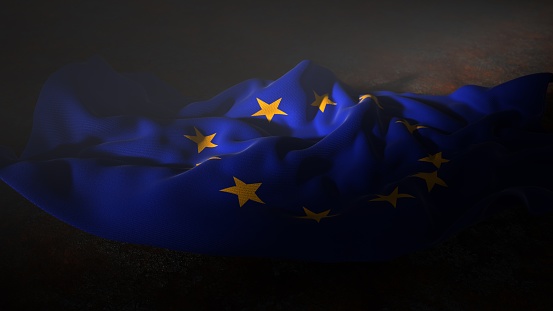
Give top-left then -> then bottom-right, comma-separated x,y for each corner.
418,152 -> 449,168
370,187 -> 414,208
396,119 -> 427,134
220,177 -> 264,207
297,207 -> 334,223
412,171 -> 447,191
195,156 -> 222,167
184,127 -> 218,153
251,98 -> 288,122
311,91 -> 336,112
358,94 -> 383,109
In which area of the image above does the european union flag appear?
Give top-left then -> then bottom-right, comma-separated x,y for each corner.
1,57 -> 552,262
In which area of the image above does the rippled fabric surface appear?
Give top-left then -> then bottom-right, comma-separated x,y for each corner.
1,57 -> 552,261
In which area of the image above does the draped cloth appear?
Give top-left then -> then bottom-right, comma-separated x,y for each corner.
1,57 -> 552,262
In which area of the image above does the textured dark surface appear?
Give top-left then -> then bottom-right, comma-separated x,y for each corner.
1,0 -> 553,310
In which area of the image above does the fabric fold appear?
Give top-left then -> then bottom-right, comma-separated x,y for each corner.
1,57 -> 552,262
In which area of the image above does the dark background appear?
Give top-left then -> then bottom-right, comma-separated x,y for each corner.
1,0 -> 553,309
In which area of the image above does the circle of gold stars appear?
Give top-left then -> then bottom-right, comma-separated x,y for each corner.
183,91 -> 456,216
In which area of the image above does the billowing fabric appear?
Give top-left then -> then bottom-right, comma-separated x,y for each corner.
1,57 -> 552,262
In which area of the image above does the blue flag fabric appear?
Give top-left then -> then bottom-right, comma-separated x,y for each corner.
1,57 -> 552,262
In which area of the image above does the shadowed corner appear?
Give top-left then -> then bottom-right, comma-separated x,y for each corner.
541,83 -> 553,132
0,145 -> 17,168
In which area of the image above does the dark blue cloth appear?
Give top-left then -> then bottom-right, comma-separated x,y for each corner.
1,57 -> 552,262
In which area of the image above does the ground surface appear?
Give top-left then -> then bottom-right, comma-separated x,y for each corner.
1,0 -> 553,310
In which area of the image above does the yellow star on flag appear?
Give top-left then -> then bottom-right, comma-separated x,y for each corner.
184,127 -> 218,153
418,152 -> 449,168
251,97 -> 287,122
358,94 -> 383,109
396,119 -> 427,134
297,207 -> 335,223
311,91 -> 336,113
412,171 -> 447,191
220,177 -> 264,207
195,156 -> 222,167
370,186 -> 414,208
